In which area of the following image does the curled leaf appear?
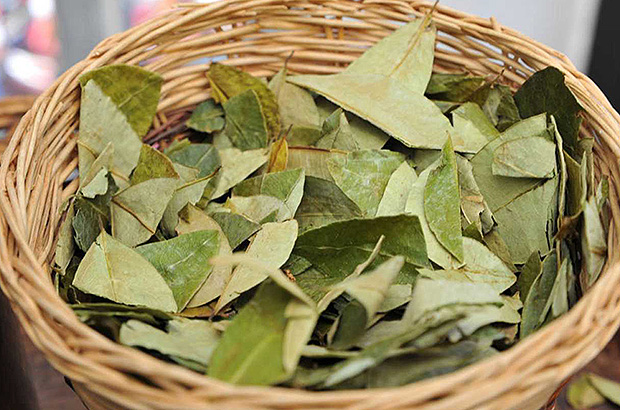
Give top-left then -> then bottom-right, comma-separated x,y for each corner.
424,137 -> 463,262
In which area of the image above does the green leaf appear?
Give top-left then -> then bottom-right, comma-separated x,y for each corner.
81,169 -> 109,200
518,251 -> 542,302
165,141 -> 221,203
78,80 -> 142,186
212,129 -> 234,149
269,67 -> 320,129
548,256 -> 569,318
328,300 -> 367,350
120,318 -> 220,366
226,195 -> 287,224
222,89 -> 269,150
72,179 -> 117,252
73,232 -> 177,311
71,303 -> 173,326
360,340 -> 496,388
286,126 -> 323,146
376,161 -> 417,217
551,116 -> 568,223
208,282 -> 290,385
110,177 -> 178,247
80,65 -> 163,137
208,63 -> 280,139
445,296 -> 521,341
418,237 -> 516,293
329,257 -> 405,349
316,97 -> 390,150
596,177 -> 609,212
403,278 -> 503,325
581,196 -> 607,290
567,375 -> 606,410
471,114 -> 550,212
452,102 -> 499,153
293,216 -> 428,300
355,306 -> 457,349
359,301 -> 515,355
493,176 -> 558,264
405,159 -> 456,269
492,137 -> 557,179
290,73 -> 471,151
480,228 -> 516,271
233,168 -> 306,220
300,307 -> 466,388
211,148 -> 268,199
55,202 -> 76,274
426,73 -> 485,102
315,108 -> 360,151
588,374 -> 620,406
73,197 -> 105,253
161,164 -> 215,236
424,137 -> 463,261
209,256 -> 317,385
456,155 -> 494,235
267,135 -> 289,173
165,141 -> 221,179
136,230 -> 220,311
515,67 -> 583,156
379,284 -> 413,312
286,146 -> 346,181
564,150 -> 587,217
521,252 -> 557,337
176,205 -> 234,308
300,345 -> 359,359
210,212 -> 261,249
130,144 -> 179,185
469,83 -> 521,132
186,99 -> 225,133
215,220 -> 299,311
283,298 -> 318,374
344,17 -> 435,94
316,236 -> 385,312
294,176 -> 362,232
295,214 -> 429,266
79,142 -> 113,198
288,17 -> 481,151
410,148 -> 441,173
328,150 -> 406,216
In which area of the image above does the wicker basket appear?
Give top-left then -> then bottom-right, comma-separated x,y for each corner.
1,1 -> 619,409
0,95 -> 36,155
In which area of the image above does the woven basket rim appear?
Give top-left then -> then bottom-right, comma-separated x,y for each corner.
1,1 -> 620,409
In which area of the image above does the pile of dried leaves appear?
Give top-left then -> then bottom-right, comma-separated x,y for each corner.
54,15 -> 609,388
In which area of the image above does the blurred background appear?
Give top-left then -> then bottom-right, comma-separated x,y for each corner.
0,0 -> 617,103
1,1 -> 620,409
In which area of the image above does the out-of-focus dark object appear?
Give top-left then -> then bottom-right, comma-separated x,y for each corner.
0,294 -> 39,410
588,0 -> 620,110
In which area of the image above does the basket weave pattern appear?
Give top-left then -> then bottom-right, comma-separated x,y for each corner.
0,95 -> 37,154
1,1 -> 620,409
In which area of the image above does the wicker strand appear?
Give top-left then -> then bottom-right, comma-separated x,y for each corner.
1,1 -> 619,410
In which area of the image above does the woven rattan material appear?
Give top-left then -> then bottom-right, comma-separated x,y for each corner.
0,95 -> 36,154
1,1 -> 619,409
